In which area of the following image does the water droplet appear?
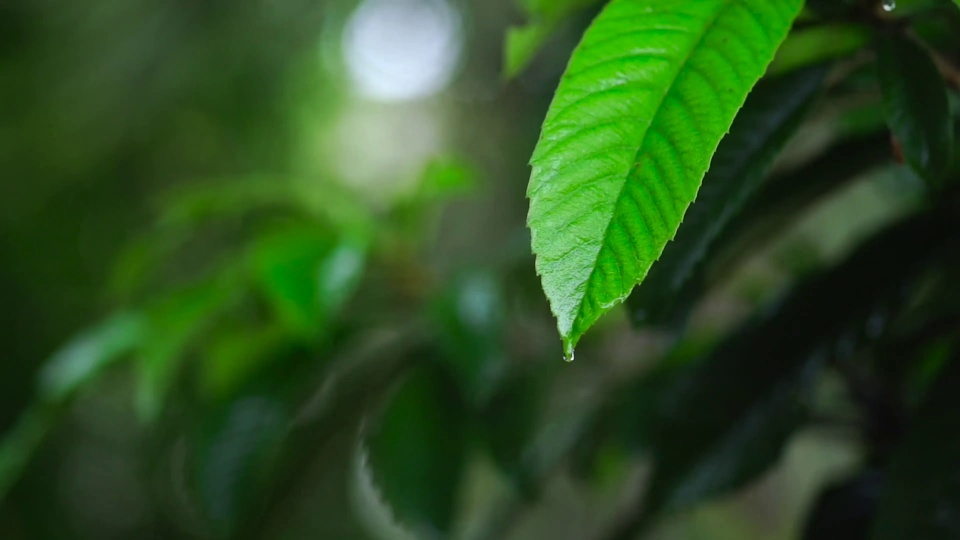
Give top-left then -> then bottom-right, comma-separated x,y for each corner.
882,0 -> 895,12
563,351 -> 575,362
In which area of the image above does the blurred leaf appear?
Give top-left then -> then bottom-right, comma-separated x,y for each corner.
802,471 -> 883,540
248,225 -> 366,339
594,362 -> 692,461
630,128 -> 890,332
805,0 -> 858,18
640,336 -> 824,523
527,0 -> 803,358
249,226 -> 333,333
905,336 -> 955,406
393,156 -> 478,244
200,324 -> 292,401
480,370 -> 546,496
38,311 -> 145,402
137,269 -> 245,421
193,395 -> 289,536
291,177 -> 376,237
768,24 -> 870,76
364,366 -> 467,538
158,176 -> 295,230
872,355 -> 960,540
837,99 -> 890,138
876,33 -> 954,185
432,271 -> 506,407
875,277 -> 960,410
504,22 -> 556,79
628,65 -> 827,328
630,207 -> 960,528
0,407 -> 55,502
242,330 -> 424,539
504,0 -> 601,78
712,132 -> 891,273
318,240 -> 368,315
414,156 -> 477,202
519,0 -> 600,19
108,231 -> 183,300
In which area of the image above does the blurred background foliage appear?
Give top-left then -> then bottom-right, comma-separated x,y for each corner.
1,0 -> 959,539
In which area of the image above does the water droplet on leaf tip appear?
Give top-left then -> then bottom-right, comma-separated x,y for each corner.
882,0 -> 895,12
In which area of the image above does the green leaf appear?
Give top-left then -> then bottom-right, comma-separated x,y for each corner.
876,33 -> 954,185
802,471 -> 882,540
519,0 -> 599,19
628,208 -> 960,529
655,129 -> 892,323
137,269 -> 244,420
248,226 -> 366,339
872,356 -> 960,540
768,24 -> 870,76
639,330 -> 824,523
480,369 -> 547,496
432,270 -> 507,407
805,0 -> 858,18
586,361 -> 691,464
157,176 -> 295,230
365,366 -> 467,537
193,394 -> 289,534
504,22 -> 557,79
414,156 -> 477,202
505,0 -> 603,79
318,241 -> 368,315
0,407 -> 53,501
628,65 -> 827,327
905,336 -> 956,407
200,324 -> 291,400
526,0 -> 805,358
714,132 -> 891,266
38,311 -> 145,402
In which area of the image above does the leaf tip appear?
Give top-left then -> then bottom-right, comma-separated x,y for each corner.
562,339 -> 575,362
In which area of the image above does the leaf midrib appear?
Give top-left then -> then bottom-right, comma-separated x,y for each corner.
573,0 -> 735,331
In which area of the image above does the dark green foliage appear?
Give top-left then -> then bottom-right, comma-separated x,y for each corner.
479,369 -> 547,496
628,65 -> 828,328
432,271 -> 507,407
248,225 -> 366,341
876,32 -> 954,186
872,355 -> 960,540
639,206 -> 960,526
365,366 -> 468,538
803,471 -> 883,540
194,394 -> 290,535
3,1 -> 960,539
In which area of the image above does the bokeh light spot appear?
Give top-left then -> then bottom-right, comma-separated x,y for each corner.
342,0 -> 463,103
